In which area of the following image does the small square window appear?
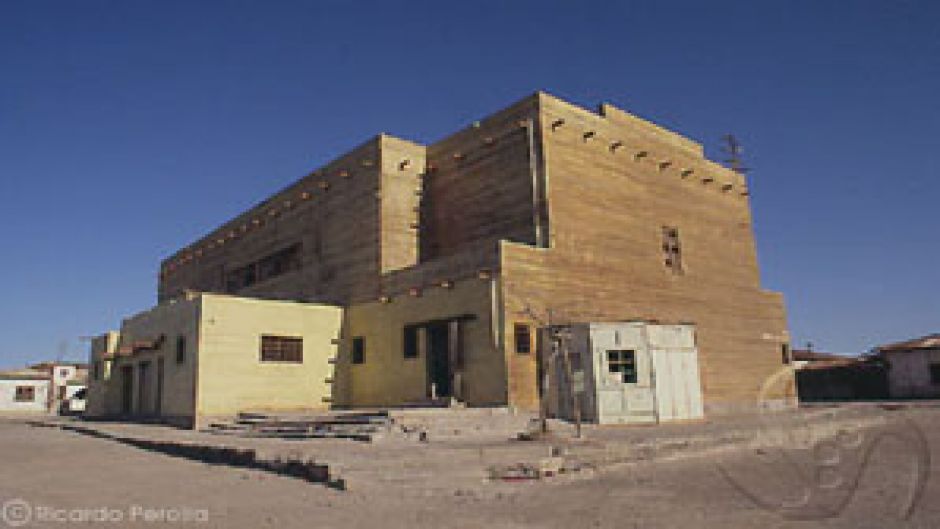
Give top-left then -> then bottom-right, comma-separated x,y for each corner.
607,349 -> 637,383
514,324 -> 531,354
15,386 -> 35,402
352,337 -> 365,364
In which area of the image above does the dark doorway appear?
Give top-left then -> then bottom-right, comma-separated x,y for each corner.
426,322 -> 451,398
121,365 -> 134,414
137,361 -> 151,416
155,358 -> 165,417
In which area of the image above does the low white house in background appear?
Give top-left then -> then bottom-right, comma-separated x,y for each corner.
28,362 -> 89,413
0,368 -> 51,413
878,333 -> 940,399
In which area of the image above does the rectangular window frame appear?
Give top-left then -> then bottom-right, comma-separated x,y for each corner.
930,363 -> 940,385
607,349 -> 638,384
260,335 -> 304,363
15,386 -> 36,402
661,225 -> 683,275
403,325 -> 419,359
351,337 -> 365,365
514,323 -> 532,355
175,335 -> 187,364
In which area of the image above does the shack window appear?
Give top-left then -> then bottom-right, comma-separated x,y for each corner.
514,324 -> 531,354
930,363 -> 940,385
662,226 -> 683,274
403,326 -> 419,359
607,349 -> 637,383
176,335 -> 187,364
15,386 -> 35,402
260,335 -> 303,363
351,337 -> 365,364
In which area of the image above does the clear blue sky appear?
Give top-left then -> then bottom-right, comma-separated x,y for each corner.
1,1 -> 937,367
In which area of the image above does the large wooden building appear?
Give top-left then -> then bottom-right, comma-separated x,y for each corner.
144,92 -> 791,416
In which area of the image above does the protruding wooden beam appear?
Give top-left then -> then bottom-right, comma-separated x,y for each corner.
609,140 -> 624,152
551,118 -> 565,131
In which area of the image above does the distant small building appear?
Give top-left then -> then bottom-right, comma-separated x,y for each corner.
29,361 -> 88,412
0,368 -> 51,413
877,334 -> 940,399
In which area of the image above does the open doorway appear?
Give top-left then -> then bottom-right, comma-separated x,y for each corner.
426,322 -> 451,398
120,365 -> 134,415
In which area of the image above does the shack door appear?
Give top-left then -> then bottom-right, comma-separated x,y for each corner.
651,348 -> 704,421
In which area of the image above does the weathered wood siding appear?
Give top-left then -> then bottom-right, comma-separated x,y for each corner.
159,135 -> 426,306
500,93 -> 790,411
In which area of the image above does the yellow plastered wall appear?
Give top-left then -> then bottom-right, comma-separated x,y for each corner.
108,296 -> 201,424
341,277 -> 506,407
84,331 -> 119,417
195,294 -> 342,419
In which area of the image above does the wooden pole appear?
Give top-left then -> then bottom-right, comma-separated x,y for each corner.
558,330 -> 581,438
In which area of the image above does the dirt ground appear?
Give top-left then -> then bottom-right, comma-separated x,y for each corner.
1,405 -> 939,528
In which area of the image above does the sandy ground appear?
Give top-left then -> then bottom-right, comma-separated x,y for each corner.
1,406 -> 939,528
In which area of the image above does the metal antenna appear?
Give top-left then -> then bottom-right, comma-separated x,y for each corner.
721,134 -> 750,174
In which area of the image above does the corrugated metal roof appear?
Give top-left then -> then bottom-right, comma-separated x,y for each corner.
877,333 -> 940,353
791,349 -> 846,362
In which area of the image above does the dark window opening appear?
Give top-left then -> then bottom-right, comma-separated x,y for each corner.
351,337 -> 365,364
403,325 -> 419,359
607,349 -> 637,383
781,343 -> 791,365
93,362 -> 101,380
514,323 -> 531,354
260,335 -> 304,363
930,363 -> 940,385
662,226 -> 683,274
176,335 -> 187,364
14,386 -> 35,402
226,243 -> 302,293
